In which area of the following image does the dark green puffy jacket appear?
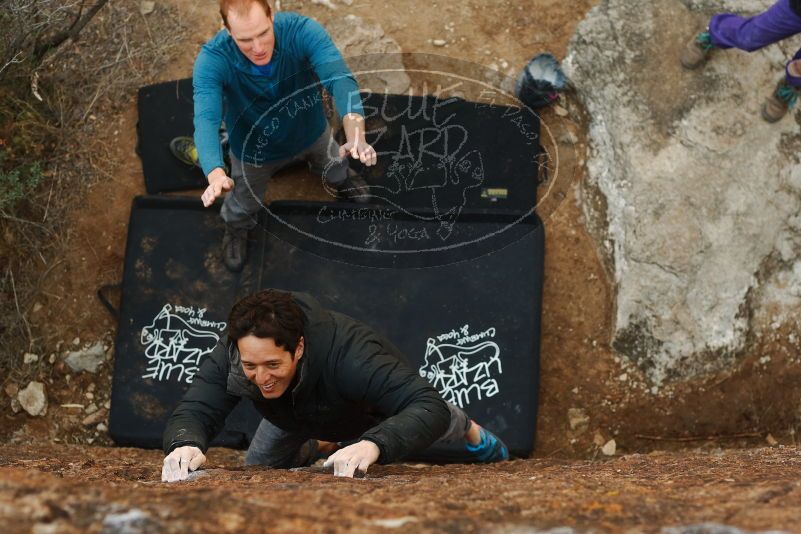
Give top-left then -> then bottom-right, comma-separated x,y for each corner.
162,292 -> 451,463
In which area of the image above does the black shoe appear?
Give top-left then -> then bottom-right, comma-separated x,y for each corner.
331,171 -> 370,203
222,226 -> 248,273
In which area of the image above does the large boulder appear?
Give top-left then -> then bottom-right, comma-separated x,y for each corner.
564,0 -> 801,384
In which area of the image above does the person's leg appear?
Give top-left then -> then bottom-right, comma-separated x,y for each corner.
760,40 -> 801,122
220,154 -> 280,230
302,126 -> 349,187
431,401 -> 473,445
219,154 -> 288,271
787,47 -> 801,87
709,0 -> 801,51
682,0 -> 801,69
245,418 -> 320,468
302,126 -> 371,202
414,402 -> 509,463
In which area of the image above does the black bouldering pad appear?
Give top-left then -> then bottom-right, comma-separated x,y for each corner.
258,200 -> 544,457
136,79 -> 207,194
350,91 -> 543,214
136,81 -> 544,212
111,190 -> 543,454
108,196 -> 263,449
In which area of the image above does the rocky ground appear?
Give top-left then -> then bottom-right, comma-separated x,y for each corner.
2,444 -> 800,533
3,0 -> 801,531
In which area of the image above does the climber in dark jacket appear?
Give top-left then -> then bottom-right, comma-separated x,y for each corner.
161,289 -> 508,482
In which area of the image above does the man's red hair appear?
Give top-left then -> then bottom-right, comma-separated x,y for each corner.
219,0 -> 272,28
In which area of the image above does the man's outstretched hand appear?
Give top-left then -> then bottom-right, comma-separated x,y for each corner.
322,439 -> 380,478
340,113 -> 377,167
201,167 -> 234,207
338,125 -> 377,167
162,445 -> 206,482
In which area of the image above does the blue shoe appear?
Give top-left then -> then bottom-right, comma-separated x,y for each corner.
465,427 -> 509,463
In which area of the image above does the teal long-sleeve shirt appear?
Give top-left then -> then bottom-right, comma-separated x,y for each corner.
192,12 -> 365,177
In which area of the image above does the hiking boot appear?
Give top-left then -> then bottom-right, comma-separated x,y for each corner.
222,226 -> 248,273
680,31 -> 716,70
330,170 -> 370,203
169,136 -> 200,167
465,427 -> 509,463
761,78 -> 800,123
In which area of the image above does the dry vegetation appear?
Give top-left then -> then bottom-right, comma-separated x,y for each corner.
0,0 -> 188,378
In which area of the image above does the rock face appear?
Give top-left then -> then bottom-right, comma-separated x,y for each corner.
327,14 -> 410,94
3,444 -> 800,532
564,0 -> 801,384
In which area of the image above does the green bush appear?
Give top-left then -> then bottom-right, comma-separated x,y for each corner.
0,149 -> 43,211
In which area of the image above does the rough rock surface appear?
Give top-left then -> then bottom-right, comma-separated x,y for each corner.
17,382 -> 47,417
327,14 -> 410,94
564,0 -> 801,384
64,342 -> 106,374
1,445 -> 800,533
662,525 -> 785,534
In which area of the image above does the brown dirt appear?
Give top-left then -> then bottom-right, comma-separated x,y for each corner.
4,0 -> 801,530
2,444 -> 801,533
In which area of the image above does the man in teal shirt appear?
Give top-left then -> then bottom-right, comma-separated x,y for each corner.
188,0 -> 376,271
